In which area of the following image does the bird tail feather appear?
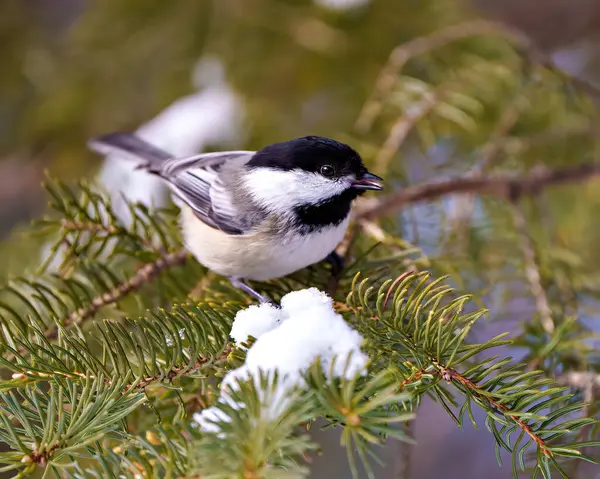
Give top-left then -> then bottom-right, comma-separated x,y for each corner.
88,132 -> 172,169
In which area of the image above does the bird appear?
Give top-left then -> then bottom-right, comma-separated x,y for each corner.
88,133 -> 383,303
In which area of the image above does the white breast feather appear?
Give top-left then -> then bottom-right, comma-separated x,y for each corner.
180,206 -> 349,281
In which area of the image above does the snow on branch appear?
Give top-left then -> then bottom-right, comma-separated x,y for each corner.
194,288 -> 368,432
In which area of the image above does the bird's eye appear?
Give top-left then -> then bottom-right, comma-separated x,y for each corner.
320,165 -> 335,177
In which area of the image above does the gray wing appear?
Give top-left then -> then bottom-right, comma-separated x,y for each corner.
88,132 -> 257,235
159,151 -> 257,235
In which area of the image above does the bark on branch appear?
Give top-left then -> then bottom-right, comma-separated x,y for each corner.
357,163 -> 600,220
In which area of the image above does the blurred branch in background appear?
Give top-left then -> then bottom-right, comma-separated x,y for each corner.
357,163 -> 600,220
356,20 -> 522,133
511,202 -> 554,334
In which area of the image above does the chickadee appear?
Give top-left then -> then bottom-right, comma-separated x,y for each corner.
89,133 -> 383,303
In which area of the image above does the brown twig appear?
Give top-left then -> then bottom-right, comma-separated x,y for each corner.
374,90 -> 444,173
18,345 -> 231,467
437,364 -> 551,457
45,249 -> 190,340
59,219 -> 120,236
123,345 -> 231,393
358,162 -> 600,220
511,202 -> 554,334
397,369 -> 425,392
444,90 -> 528,247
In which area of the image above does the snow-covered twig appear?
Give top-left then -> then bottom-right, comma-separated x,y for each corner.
194,288 -> 368,432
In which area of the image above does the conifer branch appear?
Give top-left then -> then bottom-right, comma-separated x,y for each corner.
58,217 -> 159,251
122,345 -> 231,393
374,88 -> 443,172
446,86 -> 531,235
45,249 -> 190,340
346,272 -> 598,475
355,20 -> 524,132
9,345 -> 232,395
435,364 -> 551,457
358,162 -> 600,220
396,368 -> 425,392
356,18 -> 600,134
60,219 -> 120,236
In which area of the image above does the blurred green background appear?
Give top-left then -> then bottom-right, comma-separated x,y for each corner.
3,0 -> 600,477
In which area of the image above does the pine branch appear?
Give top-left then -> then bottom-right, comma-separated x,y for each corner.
38,179 -> 183,273
6,341 -> 228,396
0,375 -> 147,474
357,163 -> 600,220
59,219 -> 120,236
347,272 -> 599,475
437,364 -> 551,456
122,345 -> 231,392
47,248 -> 190,340
0,247 -> 193,363
443,81 -> 532,240
355,20 -> 523,132
2,299 -> 234,399
374,86 -> 444,172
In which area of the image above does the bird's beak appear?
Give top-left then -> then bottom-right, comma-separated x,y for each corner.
351,172 -> 383,191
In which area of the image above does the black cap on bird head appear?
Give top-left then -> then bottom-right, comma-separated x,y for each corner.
247,136 -> 383,191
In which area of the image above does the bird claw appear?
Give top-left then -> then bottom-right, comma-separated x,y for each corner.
325,251 -> 345,278
229,276 -> 278,306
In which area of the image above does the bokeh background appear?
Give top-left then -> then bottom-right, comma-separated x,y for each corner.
3,1 -> 600,478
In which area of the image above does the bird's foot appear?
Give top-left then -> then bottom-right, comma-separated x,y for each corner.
325,250 -> 345,278
229,276 -> 278,306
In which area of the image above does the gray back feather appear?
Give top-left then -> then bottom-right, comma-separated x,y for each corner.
89,132 -> 264,235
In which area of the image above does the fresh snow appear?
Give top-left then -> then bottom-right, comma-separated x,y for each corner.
194,288 -> 368,432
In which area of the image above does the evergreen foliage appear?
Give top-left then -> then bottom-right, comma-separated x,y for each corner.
0,177 -> 597,478
3,1 -> 600,478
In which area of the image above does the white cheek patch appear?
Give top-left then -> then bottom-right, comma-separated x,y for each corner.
243,168 -> 351,214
